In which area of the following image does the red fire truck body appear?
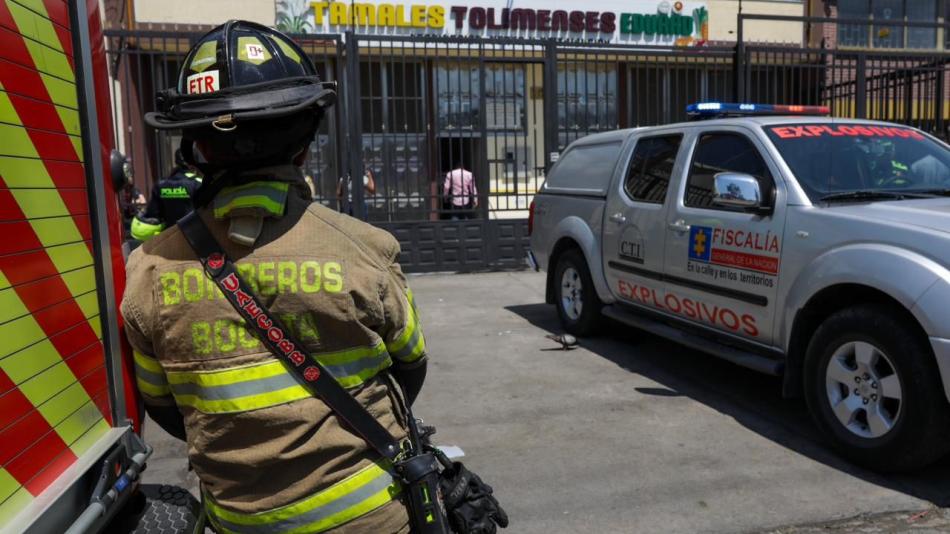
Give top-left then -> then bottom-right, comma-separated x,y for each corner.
0,2 -> 193,532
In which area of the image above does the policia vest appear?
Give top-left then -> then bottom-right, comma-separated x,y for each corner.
131,169 -> 202,241
121,168 -> 426,533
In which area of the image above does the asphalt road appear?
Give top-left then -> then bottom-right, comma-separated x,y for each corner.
142,271 -> 950,533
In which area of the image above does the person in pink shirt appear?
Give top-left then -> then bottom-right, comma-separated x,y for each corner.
443,164 -> 478,219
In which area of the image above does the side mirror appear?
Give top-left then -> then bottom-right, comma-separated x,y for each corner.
712,172 -> 763,211
110,149 -> 132,190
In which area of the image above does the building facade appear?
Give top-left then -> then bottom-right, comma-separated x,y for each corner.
107,1 -> 808,214
104,0 -> 948,270
810,0 -> 949,50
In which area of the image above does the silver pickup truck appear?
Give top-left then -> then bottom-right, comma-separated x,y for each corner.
528,108 -> 950,471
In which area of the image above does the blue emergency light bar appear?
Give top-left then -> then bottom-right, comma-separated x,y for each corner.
685,102 -> 831,120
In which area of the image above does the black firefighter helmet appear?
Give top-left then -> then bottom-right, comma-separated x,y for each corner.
145,20 -> 335,171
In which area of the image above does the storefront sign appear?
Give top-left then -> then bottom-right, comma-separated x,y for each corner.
276,0 -> 709,45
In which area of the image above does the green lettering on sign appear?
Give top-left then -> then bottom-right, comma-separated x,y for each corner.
619,10 -> 695,36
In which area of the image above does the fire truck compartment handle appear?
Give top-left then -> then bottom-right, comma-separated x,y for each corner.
63,440 -> 153,534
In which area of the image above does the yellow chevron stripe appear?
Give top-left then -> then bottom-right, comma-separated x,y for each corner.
0,487 -> 32,525
20,38 -> 74,83
0,123 -> 40,158
5,1 -> 62,53
70,136 -> 83,162
27,215 -> 85,247
70,418 -> 110,457
0,91 -> 95,285
4,0 -> 83,170
0,123 -> 81,161
57,106 -> 80,136
0,157 -> 100,359
0,67 -> 76,118
0,312 -> 46,359
6,2 -> 74,83
8,0 -> 49,14
0,86 -> 18,124
56,400 -> 105,444
60,266 -> 97,295
37,381 -> 94,428
0,267 -> 107,458
75,291 -> 100,319
10,189 -> 75,218
17,360 -> 77,405
39,73 -> 77,109
0,284 -> 30,324
46,242 -> 94,278
0,21 -> 109,475
0,338 -> 62,385
0,469 -> 19,506
0,157 -> 51,188
0,88 -> 81,136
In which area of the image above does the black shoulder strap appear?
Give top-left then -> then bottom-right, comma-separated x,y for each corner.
177,212 -> 401,461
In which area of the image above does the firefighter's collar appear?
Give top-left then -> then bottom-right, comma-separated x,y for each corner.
209,165 -> 305,245
212,180 -> 290,219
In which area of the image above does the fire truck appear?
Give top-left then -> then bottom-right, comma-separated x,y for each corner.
1,1 -> 197,532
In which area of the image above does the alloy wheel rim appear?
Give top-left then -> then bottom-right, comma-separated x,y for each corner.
560,267 -> 583,321
824,341 -> 903,439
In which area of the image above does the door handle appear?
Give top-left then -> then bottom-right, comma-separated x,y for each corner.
609,212 -> 626,224
668,219 -> 690,233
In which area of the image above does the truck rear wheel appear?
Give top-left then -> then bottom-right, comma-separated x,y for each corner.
804,305 -> 950,472
110,484 -> 204,534
553,249 -> 603,336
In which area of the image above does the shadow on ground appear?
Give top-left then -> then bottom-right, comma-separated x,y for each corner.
506,302 -> 950,508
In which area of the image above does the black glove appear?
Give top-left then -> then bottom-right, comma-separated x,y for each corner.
439,461 -> 508,534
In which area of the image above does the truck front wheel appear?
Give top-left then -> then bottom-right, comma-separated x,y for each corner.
553,249 -> 603,336
804,305 -> 950,472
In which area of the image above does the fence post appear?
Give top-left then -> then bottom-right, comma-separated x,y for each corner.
477,42 -> 489,221
543,41 -> 559,173
343,32 -> 365,219
936,63 -> 946,138
903,71 -> 913,127
333,37 -> 347,208
734,13 -> 744,102
855,53 -> 867,119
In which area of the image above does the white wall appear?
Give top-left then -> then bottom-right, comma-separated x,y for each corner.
133,0 -> 275,26
708,0 -> 805,44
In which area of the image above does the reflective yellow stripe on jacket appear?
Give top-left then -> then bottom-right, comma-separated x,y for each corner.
386,289 -> 426,364
133,350 -> 171,398
167,343 -> 392,414
205,460 -> 401,534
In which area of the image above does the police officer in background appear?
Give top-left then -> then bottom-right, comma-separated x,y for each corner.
123,21 -> 427,533
130,149 -> 202,241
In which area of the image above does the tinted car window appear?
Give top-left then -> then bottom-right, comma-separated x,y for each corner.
686,133 -> 772,209
624,135 -> 682,204
545,141 -> 623,194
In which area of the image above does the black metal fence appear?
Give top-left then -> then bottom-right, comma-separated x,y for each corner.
737,15 -> 949,137
104,14 -> 950,269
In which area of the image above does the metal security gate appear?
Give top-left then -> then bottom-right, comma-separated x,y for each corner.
104,14 -> 950,272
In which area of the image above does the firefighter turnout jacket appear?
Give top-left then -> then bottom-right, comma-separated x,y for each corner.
121,166 -> 426,533
131,168 -> 202,241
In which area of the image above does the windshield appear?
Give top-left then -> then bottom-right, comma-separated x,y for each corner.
765,123 -> 950,203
